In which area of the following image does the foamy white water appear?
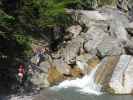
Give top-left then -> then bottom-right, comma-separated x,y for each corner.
50,64 -> 102,95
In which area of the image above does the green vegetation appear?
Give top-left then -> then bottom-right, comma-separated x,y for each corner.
97,0 -> 117,7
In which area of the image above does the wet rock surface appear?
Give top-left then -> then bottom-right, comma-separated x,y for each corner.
109,55 -> 133,94
95,56 -> 120,86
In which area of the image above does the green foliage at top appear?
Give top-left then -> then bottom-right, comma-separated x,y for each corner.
22,0 -> 73,28
97,0 -> 117,7
67,0 -> 97,9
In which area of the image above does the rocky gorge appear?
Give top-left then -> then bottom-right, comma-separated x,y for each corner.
29,4 -> 133,95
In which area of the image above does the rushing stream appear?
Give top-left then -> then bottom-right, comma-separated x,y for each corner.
50,88 -> 133,100
36,88 -> 133,100
51,63 -> 102,95
47,62 -> 133,100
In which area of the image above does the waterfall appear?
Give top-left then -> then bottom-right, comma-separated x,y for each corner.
50,64 -> 102,95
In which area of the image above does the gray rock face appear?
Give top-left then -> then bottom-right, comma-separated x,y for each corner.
39,61 -> 52,73
97,37 -> 123,57
117,0 -> 129,11
110,19 -> 129,42
78,10 -> 109,28
84,27 -> 108,55
95,56 -> 120,86
109,55 -> 133,94
53,59 -> 71,75
100,7 -> 129,41
66,25 -> 82,38
76,54 -> 100,74
116,0 -> 133,21
128,6 -> 133,21
61,37 -> 84,64
30,71 -> 50,88
79,10 -> 109,21
30,61 -> 52,88
124,39 -> 133,55
126,22 -> 133,35
117,0 -> 133,11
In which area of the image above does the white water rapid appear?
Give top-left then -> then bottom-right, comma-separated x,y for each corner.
50,64 -> 102,95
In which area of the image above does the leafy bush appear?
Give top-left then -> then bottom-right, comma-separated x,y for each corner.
13,33 -> 32,57
0,10 -> 15,24
22,0 -> 73,28
97,0 -> 117,7
66,0 -> 97,9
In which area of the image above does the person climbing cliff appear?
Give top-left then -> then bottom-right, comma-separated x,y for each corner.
33,47 -> 50,66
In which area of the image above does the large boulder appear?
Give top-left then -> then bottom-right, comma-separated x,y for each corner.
99,6 -> 129,26
124,39 -> 133,55
76,54 -> 100,74
78,10 -> 109,27
47,67 -> 64,85
117,0 -> 129,11
97,37 -> 123,57
39,61 -> 52,73
95,56 -> 120,88
53,59 -> 71,75
100,7 -> 129,42
117,0 -> 133,15
109,19 -> 129,42
66,25 -> 82,38
79,7 -> 129,42
109,55 -> 133,94
60,37 -> 84,64
30,71 -> 50,88
70,67 -> 83,78
84,27 -> 108,55
126,22 -> 133,35
30,61 -> 52,88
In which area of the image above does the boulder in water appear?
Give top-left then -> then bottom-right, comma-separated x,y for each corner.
70,67 -> 83,78
76,54 -> 100,74
53,59 -> 71,75
95,56 -> 120,88
47,67 -> 65,85
109,55 -> 133,94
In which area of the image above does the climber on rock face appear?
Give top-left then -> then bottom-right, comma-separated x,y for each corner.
35,47 -> 50,66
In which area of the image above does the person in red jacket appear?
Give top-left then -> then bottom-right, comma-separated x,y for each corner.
18,64 -> 25,83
